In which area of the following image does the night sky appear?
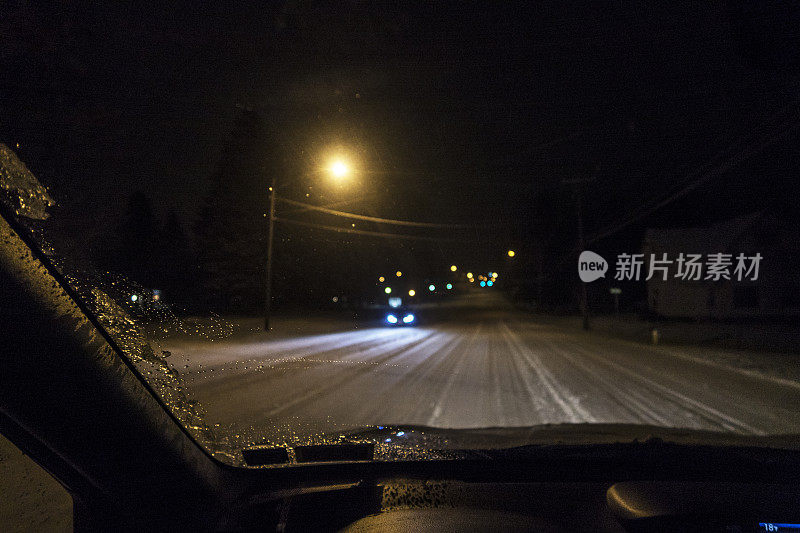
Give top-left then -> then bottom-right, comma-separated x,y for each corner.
3,1 -> 800,284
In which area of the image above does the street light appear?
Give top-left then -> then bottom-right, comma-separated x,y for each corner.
408,289 -> 416,297
264,155 -> 353,331
396,271 -> 402,277
507,250 -> 516,257
379,276 -> 385,282
329,159 -> 350,180
385,287 -> 392,294
450,265 -> 457,272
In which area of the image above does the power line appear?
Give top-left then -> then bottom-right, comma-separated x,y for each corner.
276,197 -> 478,229
585,116 -> 799,246
578,98 -> 800,248
280,195 -> 378,215
274,217 -> 475,242
534,106 -> 800,280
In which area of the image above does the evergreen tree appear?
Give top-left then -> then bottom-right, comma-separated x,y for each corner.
112,190 -> 159,286
158,209 -> 192,306
194,107 -> 272,313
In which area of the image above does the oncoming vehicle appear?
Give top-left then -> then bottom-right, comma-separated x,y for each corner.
385,296 -> 415,326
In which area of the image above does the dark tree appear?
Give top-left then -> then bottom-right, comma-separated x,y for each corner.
111,191 -> 159,286
157,209 -> 192,306
194,107 -> 271,313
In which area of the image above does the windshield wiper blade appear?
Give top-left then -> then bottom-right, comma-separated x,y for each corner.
294,443 -> 374,463
242,446 -> 290,466
242,442 -> 375,466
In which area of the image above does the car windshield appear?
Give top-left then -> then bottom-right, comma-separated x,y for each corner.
3,2 -> 800,466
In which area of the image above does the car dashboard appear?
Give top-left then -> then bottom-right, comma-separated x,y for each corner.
271,476 -> 800,532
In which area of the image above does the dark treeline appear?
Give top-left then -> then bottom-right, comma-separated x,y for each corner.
92,107 -> 438,315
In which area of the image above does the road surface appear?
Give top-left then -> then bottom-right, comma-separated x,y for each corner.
164,293 -> 800,445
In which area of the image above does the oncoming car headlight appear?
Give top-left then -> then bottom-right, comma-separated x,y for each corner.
403,314 -> 415,323
386,314 -> 398,324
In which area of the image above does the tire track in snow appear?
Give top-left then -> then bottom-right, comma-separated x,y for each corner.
426,324 -> 484,425
530,332 -> 673,426
561,338 -> 763,434
262,329 -> 443,418
500,322 -> 596,423
346,330 -> 463,423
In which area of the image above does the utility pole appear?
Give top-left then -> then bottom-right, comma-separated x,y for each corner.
564,167 -> 598,331
264,176 -> 277,331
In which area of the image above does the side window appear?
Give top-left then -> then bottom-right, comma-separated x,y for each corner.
0,433 -> 72,532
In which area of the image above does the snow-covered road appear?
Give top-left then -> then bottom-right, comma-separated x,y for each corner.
163,294 -> 800,445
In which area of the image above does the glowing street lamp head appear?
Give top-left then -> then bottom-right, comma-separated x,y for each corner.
396,271 -> 402,277
408,289 -> 416,297
507,250 -> 516,258
329,158 -> 350,180
384,287 -> 392,294
379,276 -> 385,282
450,265 -> 457,272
